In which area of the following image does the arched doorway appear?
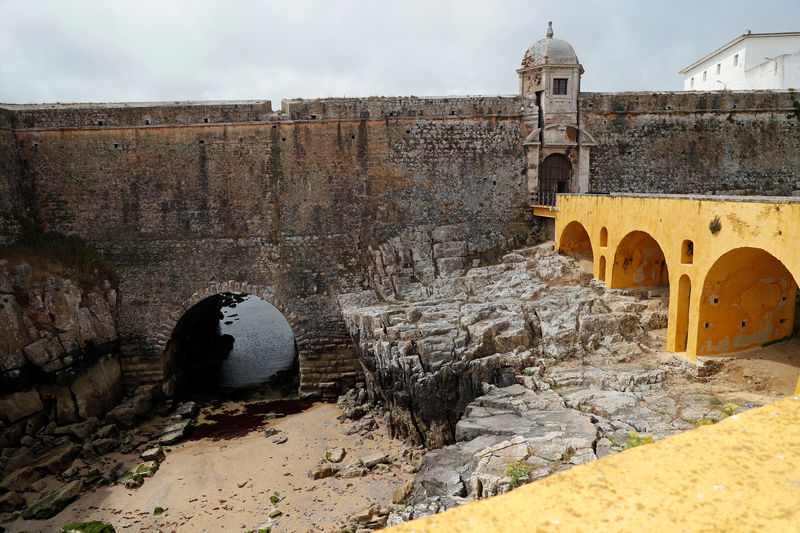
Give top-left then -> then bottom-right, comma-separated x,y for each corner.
537,153 -> 572,206
164,292 -> 299,395
696,248 -> 798,355
675,275 -> 691,352
559,220 -> 593,275
611,231 -> 669,289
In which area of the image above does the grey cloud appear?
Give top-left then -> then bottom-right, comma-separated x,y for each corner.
1,0 -> 798,105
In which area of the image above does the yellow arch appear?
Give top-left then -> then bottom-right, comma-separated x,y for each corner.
558,220 -> 593,258
553,194 -> 800,359
611,230 -> 669,289
695,247 -> 798,355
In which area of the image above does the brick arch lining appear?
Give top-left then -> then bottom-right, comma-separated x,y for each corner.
154,281 -> 308,354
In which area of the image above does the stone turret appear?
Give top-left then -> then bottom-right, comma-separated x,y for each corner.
519,22 -> 595,207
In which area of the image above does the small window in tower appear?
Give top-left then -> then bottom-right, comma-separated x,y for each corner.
552,78 -> 568,95
703,71 -> 707,81
733,54 -> 739,66
716,63 -> 721,74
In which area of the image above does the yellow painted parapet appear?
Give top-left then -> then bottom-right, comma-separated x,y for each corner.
552,194 -> 800,359
387,397 -> 800,532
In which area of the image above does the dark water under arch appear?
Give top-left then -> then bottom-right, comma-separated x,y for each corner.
215,293 -> 297,389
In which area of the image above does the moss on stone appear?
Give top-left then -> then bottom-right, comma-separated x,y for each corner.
61,522 -> 116,533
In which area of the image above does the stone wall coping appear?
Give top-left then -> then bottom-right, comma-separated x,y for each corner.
564,192 -> 800,204
0,100 -> 273,110
580,89 -> 797,97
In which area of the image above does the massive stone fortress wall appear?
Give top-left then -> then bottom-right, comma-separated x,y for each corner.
0,96 -> 530,396
582,91 -> 800,195
0,108 -> 23,245
1,90 -> 799,395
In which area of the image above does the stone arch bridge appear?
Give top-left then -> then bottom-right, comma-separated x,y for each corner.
554,194 -> 800,359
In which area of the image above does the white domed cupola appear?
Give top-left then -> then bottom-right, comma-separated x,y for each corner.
521,21 -> 582,71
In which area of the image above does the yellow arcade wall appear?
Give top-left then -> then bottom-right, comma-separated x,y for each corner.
554,194 -> 800,359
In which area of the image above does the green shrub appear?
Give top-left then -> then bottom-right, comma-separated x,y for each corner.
505,459 -> 531,488
625,431 -> 654,449
722,403 -> 740,417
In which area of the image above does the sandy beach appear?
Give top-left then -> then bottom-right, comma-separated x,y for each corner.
5,400 -> 413,533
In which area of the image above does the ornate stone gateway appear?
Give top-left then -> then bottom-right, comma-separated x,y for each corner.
537,153 -> 572,206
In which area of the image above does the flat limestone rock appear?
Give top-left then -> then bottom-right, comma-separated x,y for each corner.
140,446 -> 166,463
159,419 -> 192,445
35,443 -> 82,475
61,522 -> 116,533
173,401 -> 198,420
308,464 -> 339,480
22,479 -> 82,519
135,461 -> 159,478
0,465 -> 43,492
363,452 -> 389,469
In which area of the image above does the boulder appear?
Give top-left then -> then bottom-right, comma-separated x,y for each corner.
325,447 -> 346,463
159,419 -> 192,445
135,461 -> 159,478
362,452 -> 389,469
0,388 -> 44,424
118,471 -> 143,489
61,522 -> 116,533
140,447 -> 166,463
0,466 -> 43,492
308,464 -> 339,480
172,401 -> 198,420
35,443 -> 82,475
0,490 -> 26,512
95,424 -> 119,440
393,481 -> 414,504
22,479 -> 82,519
53,417 -> 100,441
106,393 -> 150,429
92,438 -> 120,455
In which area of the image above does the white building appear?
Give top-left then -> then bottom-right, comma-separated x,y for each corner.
679,31 -> 800,91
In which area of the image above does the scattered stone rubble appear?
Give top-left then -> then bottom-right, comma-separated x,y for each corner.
0,391 -> 195,521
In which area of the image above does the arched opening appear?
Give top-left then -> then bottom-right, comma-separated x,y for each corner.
611,231 -> 669,289
599,227 -> 608,247
697,248 -> 798,355
681,239 -> 694,264
165,292 -> 298,396
675,274 -> 691,352
559,221 -> 593,275
598,255 -> 606,282
559,221 -> 592,257
537,153 -> 572,206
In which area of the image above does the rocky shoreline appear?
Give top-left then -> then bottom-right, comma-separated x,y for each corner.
339,240 -> 666,448
0,237 -> 792,531
337,241 -> 778,527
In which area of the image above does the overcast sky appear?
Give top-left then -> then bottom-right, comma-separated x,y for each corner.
1,0 -> 798,106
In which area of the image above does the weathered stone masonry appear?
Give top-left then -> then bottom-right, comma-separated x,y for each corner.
582,91 -> 800,195
0,96 -> 530,397
1,90 -> 799,396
